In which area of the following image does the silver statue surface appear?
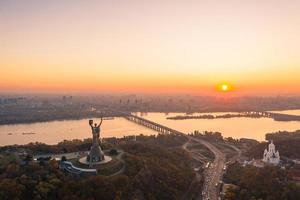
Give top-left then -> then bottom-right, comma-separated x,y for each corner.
88,118 -> 104,162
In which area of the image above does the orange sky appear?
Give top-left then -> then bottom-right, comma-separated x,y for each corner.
1,0 -> 300,96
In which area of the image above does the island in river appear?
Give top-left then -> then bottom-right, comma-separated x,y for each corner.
166,111 -> 300,122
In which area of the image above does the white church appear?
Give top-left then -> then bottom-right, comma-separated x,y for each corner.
263,140 -> 280,165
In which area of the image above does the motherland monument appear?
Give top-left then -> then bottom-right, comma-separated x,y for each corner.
88,118 -> 105,162
78,118 -> 112,167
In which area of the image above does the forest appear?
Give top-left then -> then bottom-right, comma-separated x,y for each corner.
223,163 -> 300,200
0,134 -> 194,200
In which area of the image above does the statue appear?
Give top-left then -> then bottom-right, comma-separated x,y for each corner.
89,119 -> 102,139
88,118 -> 105,163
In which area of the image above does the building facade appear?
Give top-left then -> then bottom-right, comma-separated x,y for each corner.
263,141 -> 280,165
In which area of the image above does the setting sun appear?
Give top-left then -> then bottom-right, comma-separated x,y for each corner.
222,84 -> 229,91
217,83 -> 232,93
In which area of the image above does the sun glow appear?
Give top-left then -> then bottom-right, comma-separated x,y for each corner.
222,84 -> 228,91
218,83 -> 232,92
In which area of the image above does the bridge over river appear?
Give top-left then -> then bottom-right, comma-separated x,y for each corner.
123,113 -> 226,200
124,114 -> 183,135
244,111 -> 300,121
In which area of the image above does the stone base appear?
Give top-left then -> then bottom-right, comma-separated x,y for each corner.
79,155 -> 112,165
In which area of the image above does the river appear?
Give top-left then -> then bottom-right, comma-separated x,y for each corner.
1,110 -> 300,146
0,117 -> 157,146
138,111 -> 300,141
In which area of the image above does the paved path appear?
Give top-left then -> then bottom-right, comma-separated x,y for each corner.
108,150 -> 125,177
35,150 -> 126,177
224,142 -> 242,163
182,138 -> 210,164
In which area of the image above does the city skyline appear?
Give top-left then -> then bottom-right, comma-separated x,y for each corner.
1,0 -> 300,96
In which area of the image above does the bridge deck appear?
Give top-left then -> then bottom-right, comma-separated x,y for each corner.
124,114 -> 184,135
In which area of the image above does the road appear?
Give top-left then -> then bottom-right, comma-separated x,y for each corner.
181,138 -> 203,200
123,114 -> 227,200
189,137 -> 225,200
225,142 -> 242,163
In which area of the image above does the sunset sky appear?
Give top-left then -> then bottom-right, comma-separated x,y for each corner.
1,0 -> 300,95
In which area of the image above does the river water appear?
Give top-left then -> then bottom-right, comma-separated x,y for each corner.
0,110 -> 300,146
0,118 -> 157,146
139,111 -> 300,142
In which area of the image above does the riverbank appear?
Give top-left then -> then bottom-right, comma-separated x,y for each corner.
0,113 -> 123,126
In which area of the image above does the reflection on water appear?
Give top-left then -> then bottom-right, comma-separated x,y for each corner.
0,118 -> 157,146
1,111 -> 300,146
138,112 -> 300,141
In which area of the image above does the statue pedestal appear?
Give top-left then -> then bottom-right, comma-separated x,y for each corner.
78,155 -> 112,165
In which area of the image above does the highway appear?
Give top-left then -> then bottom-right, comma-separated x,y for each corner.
189,137 -> 225,200
181,138 -> 204,200
124,114 -> 227,200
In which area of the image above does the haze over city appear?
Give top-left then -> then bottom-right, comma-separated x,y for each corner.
1,0 -> 300,95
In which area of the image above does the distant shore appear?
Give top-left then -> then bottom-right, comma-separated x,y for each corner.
1,109 -> 300,126
167,111 -> 300,122
167,113 -> 265,120
0,114 -> 122,126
